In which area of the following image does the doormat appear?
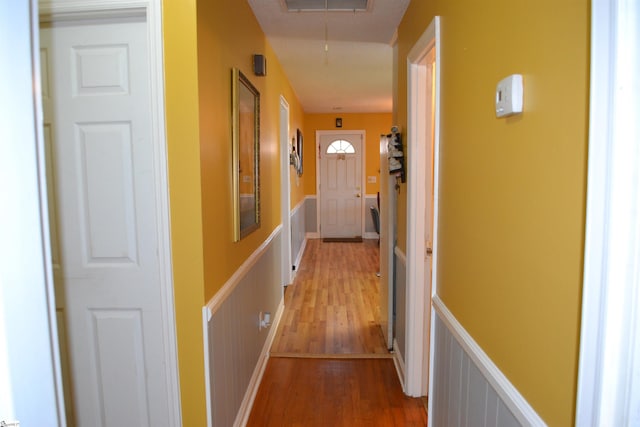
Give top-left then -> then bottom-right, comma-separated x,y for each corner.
322,237 -> 363,243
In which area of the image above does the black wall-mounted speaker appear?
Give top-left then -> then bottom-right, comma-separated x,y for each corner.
253,54 -> 267,76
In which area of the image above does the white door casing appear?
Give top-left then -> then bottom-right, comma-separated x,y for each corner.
0,1 -> 66,425
379,134 -> 396,350
576,0 -> 640,424
279,96 -> 292,286
40,8 -> 179,426
406,16 -> 440,400
318,131 -> 365,239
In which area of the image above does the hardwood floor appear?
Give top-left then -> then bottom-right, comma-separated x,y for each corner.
270,239 -> 388,355
247,358 -> 427,426
248,240 -> 427,425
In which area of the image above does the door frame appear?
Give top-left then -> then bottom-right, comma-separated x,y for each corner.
575,0 -> 640,423
279,96 -> 292,286
38,1 -> 182,424
0,1 -> 66,424
315,130 -> 367,238
405,16 -> 440,398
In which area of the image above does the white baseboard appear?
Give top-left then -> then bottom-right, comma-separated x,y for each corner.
234,298 -> 285,427
364,232 -> 380,240
293,237 -> 307,272
432,296 -> 545,426
392,338 -> 406,391
305,232 -> 320,239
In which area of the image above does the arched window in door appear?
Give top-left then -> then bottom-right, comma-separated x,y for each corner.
326,139 -> 356,154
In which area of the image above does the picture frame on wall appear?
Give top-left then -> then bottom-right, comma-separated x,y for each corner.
295,128 -> 303,176
231,68 -> 260,241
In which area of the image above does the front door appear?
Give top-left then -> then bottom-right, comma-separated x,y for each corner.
319,132 -> 363,239
41,17 -> 174,426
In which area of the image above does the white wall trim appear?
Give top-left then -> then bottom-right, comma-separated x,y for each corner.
39,0 -> 147,21
433,296 -> 546,426
392,338 -> 406,391
290,197 -> 306,274
280,96 -> 293,287
406,16 -> 440,398
201,308 -> 213,427
204,225 -> 282,315
291,196 -> 305,217
1,2 -> 65,423
293,237 -> 307,273
305,232 -> 320,239
233,298 -> 285,427
576,0 -> 640,425
147,1 -> 182,423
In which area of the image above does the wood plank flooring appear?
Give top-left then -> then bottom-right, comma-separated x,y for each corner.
270,239 -> 388,355
247,358 -> 427,426
248,240 -> 427,425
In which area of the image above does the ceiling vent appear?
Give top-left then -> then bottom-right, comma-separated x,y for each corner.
284,0 -> 370,12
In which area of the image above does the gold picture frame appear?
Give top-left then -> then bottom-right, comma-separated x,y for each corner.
232,68 -> 260,241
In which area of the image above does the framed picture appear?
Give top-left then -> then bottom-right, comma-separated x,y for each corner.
295,128 -> 303,176
232,68 -> 260,241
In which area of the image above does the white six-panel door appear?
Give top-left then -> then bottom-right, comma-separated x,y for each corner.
41,18 -> 173,426
319,132 -> 363,239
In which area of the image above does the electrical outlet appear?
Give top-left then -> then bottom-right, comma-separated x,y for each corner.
259,311 -> 271,330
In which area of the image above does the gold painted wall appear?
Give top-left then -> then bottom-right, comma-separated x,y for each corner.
163,0 -> 304,423
303,113 -> 392,196
196,0 -> 304,300
396,1 -> 588,425
288,116 -> 306,211
163,0 -> 207,425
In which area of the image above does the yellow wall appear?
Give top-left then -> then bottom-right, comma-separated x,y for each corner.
163,0 -> 207,425
397,1 -> 588,426
196,0 -> 304,300
303,113 -> 392,196
288,113 -> 306,212
163,0 -> 304,423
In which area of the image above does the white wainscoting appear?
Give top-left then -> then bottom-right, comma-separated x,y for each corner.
202,226 -> 284,427
364,194 -> 379,239
290,198 -> 307,273
304,195 -> 319,239
431,296 -> 546,427
393,246 -> 407,367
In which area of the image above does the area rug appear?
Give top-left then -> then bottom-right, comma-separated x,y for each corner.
322,237 -> 363,243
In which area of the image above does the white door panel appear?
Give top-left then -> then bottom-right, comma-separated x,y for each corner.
41,18 -> 171,427
319,133 -> 363,238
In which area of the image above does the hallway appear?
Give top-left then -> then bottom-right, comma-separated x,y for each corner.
247,240 -> 427,425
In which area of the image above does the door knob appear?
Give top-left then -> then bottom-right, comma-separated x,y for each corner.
356,193 -> 361,198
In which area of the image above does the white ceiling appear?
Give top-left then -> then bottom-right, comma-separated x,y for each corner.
247,0 -> 410,113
